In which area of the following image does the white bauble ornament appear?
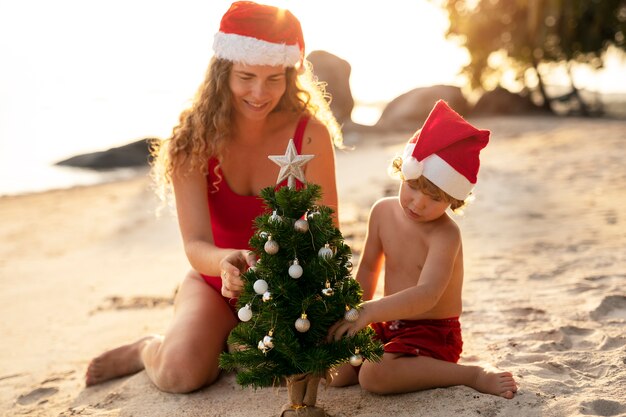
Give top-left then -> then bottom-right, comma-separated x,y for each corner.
295,314 -> 310,333
294,218 -> 309,233
344,307 -> 359,322
264,236 -> 279,255
318,244 -> 333,260
262,291 -> 272,302
349,353 -> 363,367
237,304 -> 253,322
288,259 -> 303,279
263,335 -> 274,349
270,210 -> 282,223
253,279 -> 268,295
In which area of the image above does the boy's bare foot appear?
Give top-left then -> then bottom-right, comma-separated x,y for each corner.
473,370 -> 517,399
85,336 -> 157,386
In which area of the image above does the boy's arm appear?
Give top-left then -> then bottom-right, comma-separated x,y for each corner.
355,202 -> 385,301
366,224 -> 460,321
330,222 -> 461,340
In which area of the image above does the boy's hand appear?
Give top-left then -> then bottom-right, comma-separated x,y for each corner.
327,303 -> 373,342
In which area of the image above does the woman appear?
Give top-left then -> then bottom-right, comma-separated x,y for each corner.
86,1 -> 342,393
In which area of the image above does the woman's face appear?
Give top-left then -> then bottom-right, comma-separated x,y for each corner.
228,63 -> 287,120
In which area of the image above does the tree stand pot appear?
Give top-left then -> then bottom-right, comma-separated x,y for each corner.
280,373 -> 327,417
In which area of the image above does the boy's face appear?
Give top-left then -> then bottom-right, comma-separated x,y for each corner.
399,180 -> 450,223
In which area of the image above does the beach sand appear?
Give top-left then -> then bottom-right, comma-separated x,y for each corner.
1,116 -> 625,417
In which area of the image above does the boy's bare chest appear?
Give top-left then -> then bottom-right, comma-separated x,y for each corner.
378,216 -> 429,277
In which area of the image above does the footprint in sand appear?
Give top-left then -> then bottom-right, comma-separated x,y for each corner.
590,295 -> 626,321
16,387 -> 58,406
580,399 -> 626,416
90,295 -> 174,314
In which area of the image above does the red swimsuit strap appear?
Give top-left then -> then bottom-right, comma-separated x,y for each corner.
292,116 -> 309,151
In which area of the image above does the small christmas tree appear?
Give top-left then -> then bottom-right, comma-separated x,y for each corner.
219,140 -> 383,417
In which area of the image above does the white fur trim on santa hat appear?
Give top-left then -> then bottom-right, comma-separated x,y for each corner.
421,154 -> 474,200
401,156 -> 423,180
213,32 -> 301,67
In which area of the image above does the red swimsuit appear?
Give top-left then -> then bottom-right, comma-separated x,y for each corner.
200,116 -> 309,310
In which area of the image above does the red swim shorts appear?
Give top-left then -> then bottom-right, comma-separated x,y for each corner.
370,318 -> 463,363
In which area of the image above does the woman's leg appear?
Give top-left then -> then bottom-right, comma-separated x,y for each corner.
86,270 -> 237,393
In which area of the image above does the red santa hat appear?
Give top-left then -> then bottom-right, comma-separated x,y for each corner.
401,100 -> 490,200
213,1 -> 305,70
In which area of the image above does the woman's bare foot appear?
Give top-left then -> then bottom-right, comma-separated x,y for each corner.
85,336 -> 157,386
473,370 -> 518,399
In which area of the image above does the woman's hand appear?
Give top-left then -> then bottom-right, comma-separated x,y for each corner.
219,250 -> 257,299
327,302 -> 373,342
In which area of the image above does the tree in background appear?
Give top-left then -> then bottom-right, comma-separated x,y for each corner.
439,0 -> 626,115
220,140 -> 382,417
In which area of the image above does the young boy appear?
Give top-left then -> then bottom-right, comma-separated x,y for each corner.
328,100 -> 517,399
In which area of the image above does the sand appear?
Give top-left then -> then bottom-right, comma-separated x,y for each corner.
1,115 -> 625,417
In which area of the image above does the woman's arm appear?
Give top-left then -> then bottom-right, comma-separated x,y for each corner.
172,164 -> 253,297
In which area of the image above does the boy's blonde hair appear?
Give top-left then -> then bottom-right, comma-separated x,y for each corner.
390,156 -> 467,212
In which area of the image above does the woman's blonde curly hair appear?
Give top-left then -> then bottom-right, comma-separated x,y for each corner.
389,156 -> 468,212
149,57 -> 343,205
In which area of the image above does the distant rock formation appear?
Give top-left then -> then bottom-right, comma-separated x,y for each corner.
307,50 -> 354,124
56,138 -> 157,170
375,85 -> 469,131
472,87 -> 548,116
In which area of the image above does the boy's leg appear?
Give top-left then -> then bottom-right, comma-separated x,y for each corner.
359,353 -> 517,398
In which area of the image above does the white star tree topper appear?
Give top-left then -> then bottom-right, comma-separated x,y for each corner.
268,139 -> 315,188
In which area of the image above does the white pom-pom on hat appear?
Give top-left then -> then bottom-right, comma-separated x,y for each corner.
401,156 -> 424,180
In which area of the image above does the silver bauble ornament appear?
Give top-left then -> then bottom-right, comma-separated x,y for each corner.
344,307 -> 359,322
259,230 -> 268,240
322,280 -> 334,296
262,291 -> 272,302
349,353 -> 363,367
264,236 -> 279,255
253,279 -> 268,295
288,259 -> 303,279
269,210 -> 282,223
258,340 -> 268,353
295,314 -> 310,333
237,304 -> 253,322
307,210 -> 320,221
318,244 -> 333,260
262,335 -> 274,349
345,261 -> 353,272
294,218 -> 309,233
